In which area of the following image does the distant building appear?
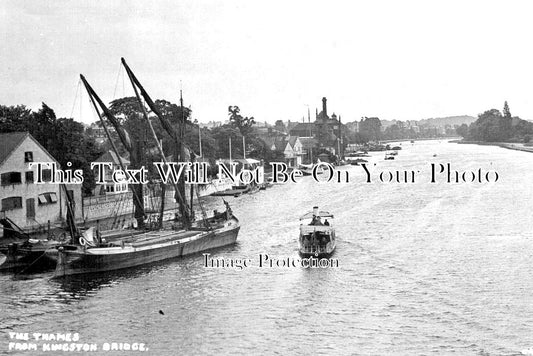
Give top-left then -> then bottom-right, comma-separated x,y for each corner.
313,97 -> 347,156
345,121 -> 359,133
261,135 -> 304,167
288,97 -> 347,157
91,150 -> 130,196
86,122 -> 115,146
199,121 -> 223,129
289,122 -> 316,137
298,137 -> 318,163
0,132 -> 82,236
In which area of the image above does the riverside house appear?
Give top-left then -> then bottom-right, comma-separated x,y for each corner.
262,136 -> 304,168
0,132 -> 82,237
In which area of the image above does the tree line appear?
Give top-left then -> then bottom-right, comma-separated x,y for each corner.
0,100 -> 281,196
456,101 -> 533,143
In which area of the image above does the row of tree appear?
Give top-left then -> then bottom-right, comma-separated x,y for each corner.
0,103 -> 103,195
456,102 -> 533,143
0,100 -> 281,196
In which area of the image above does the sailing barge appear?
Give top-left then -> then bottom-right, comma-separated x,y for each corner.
48,58 -> 241,277
53,210 -> 239,277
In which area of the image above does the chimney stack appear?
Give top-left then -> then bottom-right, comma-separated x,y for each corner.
322,97 -> 327,118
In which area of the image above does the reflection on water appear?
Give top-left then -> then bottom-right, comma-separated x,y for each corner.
1,140 -> 533,355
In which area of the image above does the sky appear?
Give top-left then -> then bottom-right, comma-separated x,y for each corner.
1,0 -> 533,125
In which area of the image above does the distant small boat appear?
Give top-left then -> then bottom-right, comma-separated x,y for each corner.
384,153 -> 395,160
391,146 -> 402,150
336,160 -> 348,166
211,185 -> 251,197
350,158 -> 368,166
248,184 -> 261,194
259,182 -> 272,190
298,164 -> 325,176
299,164 -> 313,176
299,207 -> 336,257
0,239 -> 60,271
410,140 -> 415,143
347,151 -> 370,158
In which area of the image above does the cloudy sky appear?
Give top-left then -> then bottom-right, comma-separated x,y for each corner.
1,0 -> 533,124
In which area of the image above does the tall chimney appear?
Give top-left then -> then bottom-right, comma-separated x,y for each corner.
322,97 -> 327,118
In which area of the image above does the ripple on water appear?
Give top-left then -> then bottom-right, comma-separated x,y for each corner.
1,141 -> 533,355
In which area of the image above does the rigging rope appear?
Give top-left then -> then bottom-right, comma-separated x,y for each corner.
69,79 -> 81,119
14,246 -> 56,276
112,62 -> 122,100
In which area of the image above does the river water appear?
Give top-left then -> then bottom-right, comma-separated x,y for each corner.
2,140 -> 533,355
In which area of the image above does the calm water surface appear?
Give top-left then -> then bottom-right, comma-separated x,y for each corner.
2,140 -> 533,355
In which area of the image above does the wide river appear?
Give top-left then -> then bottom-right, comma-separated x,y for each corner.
1,140 -> 533,355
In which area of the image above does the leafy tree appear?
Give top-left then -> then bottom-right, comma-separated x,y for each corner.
228,106 -> 255,136
359,117 -> 382,142
456,123 -> 469,138
210,125 -> 243,159
503,101 -> 511,118
0,103 -> 103,195
274,120 -> 286,133
464,108 -> 533,142
383,124 -> 401,140
0,105 -> 33,132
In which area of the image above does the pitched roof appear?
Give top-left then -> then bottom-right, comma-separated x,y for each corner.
0,132 -> 28,166
299,137 -> 318,149
0,132 -> 60,167
94,150 -> 130,165
288,136 -> 299,147
290,122 -> 315,132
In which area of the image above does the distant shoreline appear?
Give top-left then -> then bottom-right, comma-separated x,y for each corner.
452,140 -> 533,153
381,137 -> 461,144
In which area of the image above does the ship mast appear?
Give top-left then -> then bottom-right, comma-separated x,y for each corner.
80,74 -> 146,229
121,58 -> 195,227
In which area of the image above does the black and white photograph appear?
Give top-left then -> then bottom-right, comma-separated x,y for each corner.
1,1 -> 533,355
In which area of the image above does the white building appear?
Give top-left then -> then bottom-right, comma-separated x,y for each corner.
0,132 -> 82,236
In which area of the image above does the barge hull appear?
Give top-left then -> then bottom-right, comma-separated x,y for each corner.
55,224 -> 240,277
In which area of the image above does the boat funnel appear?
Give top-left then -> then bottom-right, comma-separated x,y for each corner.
313,206 -> 319,217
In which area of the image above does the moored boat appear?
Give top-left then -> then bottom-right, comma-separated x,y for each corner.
0,253 -> 6,268
48,59 -> 242,278
298,207 -> 336,257
0,217 -> 67,271
211,184 -> 251,197
51,206 -> 240,277
0,239 -> 61,271
349,158 -> 368,166
298,164 -> 314,176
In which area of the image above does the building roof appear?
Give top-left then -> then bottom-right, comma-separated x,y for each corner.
0,132 -> 58,167
0,132 -> 28,166
298,137 -> 318,149
94,150 -> 130,165
287,136 -> 299,147
290,122 -> 315,133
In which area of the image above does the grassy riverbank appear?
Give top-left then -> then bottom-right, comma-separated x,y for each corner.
454,140 -> 533,153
